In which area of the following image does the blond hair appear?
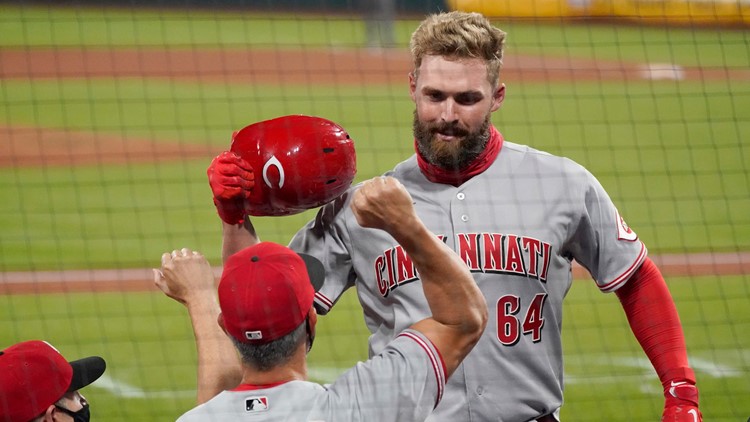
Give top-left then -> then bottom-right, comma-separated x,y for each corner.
410,11 -> 506,88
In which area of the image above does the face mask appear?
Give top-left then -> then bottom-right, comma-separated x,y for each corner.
55,403 -> 90,422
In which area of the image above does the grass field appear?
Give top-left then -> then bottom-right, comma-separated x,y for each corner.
1,4 -> 749,421
2,80 -> 748,270
1,275 -> 748,420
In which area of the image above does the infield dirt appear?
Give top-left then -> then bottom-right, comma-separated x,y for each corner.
1,46 -> 747,293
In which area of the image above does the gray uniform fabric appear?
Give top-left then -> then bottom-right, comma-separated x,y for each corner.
289,139 -> 646,422
176,329 -> 445,421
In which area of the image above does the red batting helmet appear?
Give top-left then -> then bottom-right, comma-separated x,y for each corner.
230,115 -> 357,216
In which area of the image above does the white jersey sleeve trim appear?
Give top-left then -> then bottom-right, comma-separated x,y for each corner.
397,331 -> 446,409
314,291 -> 334,312
598,241 -> 647,293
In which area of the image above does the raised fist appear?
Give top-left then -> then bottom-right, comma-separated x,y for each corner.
350,176 -> 417,234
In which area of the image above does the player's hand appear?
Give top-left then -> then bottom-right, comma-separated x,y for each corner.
207,151 -> 255,224
350,176 -> 418,234
662,380 -> 702,422
154,248 -> 216,306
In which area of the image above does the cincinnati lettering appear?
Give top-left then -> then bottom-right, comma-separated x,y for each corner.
374,233 -> 552,297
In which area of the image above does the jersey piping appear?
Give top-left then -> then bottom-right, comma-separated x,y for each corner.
598,242 -> 647,293
314,291 -> 334,312
398,331 -> 446,408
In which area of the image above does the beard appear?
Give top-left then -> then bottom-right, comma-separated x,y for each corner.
413,110 -> 492,171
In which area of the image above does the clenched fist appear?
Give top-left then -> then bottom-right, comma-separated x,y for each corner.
153,248 -> 215,305
350,176 -> 418,235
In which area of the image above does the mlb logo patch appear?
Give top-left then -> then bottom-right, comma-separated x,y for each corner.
245,330 -> 263,340
245,396 -> 269,412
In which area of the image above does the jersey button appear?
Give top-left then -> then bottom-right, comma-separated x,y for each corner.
461,215 -> 469,222
457,192 -> 465,200
476,386 -> 484,395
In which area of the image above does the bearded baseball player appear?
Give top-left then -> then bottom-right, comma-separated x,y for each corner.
206,11 -> 702,422
155,177 -> 487,421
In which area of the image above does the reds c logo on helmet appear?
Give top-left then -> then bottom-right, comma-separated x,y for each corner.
230,115 -> 357,216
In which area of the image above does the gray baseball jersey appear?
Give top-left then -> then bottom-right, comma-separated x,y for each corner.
289,138 -> 646,422
176,329 -> 445,421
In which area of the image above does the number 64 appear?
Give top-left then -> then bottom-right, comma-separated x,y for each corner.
497,293 -> 547,346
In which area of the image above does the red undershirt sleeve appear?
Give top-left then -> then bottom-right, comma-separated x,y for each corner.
615,257 -> 696,387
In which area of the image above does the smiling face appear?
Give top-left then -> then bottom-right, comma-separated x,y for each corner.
410,55 -> 505,171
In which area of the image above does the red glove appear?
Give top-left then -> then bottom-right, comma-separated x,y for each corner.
206,151 -> 255,224
662,380 -> 702,422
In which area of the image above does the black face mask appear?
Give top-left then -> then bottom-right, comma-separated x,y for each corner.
55,403 -> 90,422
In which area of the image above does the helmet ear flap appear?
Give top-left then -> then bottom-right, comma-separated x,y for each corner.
230,115 -> 357,216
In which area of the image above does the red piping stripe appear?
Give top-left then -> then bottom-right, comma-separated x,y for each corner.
398,331 -> 445,408
599,243 -> 647,292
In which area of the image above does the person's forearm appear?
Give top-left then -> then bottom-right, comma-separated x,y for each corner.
399,219 -> 487,377
394,221 -> 485,331
616,258 -> 694,386
186,297 -> 242,404
221,219 -> 259,264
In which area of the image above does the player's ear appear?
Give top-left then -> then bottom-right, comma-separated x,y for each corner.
305,308 -> 318,354
217,313 -> 229,336
408,71 -> 417,102
40,404 -> 56,421
307,307 -> 318,333
490,83 -> 506,112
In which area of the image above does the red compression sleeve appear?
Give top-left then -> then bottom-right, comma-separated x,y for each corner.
615,257 -> 695,387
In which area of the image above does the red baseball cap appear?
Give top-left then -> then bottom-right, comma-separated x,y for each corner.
219,242 -> 325,344
0,340 -> 106,422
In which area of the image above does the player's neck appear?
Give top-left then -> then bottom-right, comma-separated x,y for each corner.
415,125 -> 503,187
241,346 -> 308,385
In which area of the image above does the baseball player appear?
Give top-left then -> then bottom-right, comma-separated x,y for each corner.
155,176 -> 487,421
0,340 -> 106,422
206,11 -> 702,422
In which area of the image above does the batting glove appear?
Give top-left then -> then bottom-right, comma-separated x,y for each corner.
207,151 -> 255,225
662,380 -> 702,422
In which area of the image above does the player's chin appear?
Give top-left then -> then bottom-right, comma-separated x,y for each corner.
428,146 -> 465,169
430,136 -> 465,154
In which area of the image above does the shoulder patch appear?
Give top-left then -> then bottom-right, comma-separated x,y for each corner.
615,209 -> 638,241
